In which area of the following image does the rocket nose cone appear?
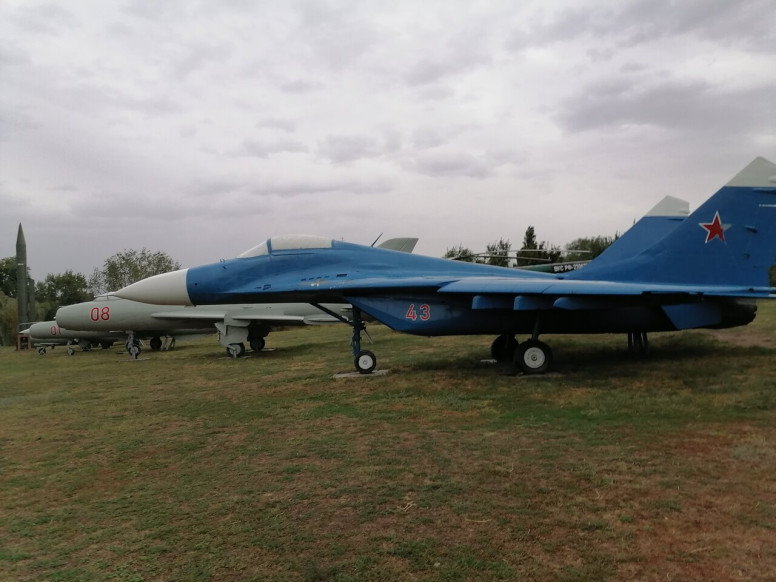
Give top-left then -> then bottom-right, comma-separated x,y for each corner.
115,269 -> 192,305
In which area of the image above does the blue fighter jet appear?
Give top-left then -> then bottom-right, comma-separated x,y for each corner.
117,157 -> 776,375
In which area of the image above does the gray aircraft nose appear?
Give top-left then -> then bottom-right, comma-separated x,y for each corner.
55,304 -> 79,328
115,269 -> 192,305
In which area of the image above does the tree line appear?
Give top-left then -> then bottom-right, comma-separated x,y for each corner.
0,249 -> 179,346
444,226 -> 618,267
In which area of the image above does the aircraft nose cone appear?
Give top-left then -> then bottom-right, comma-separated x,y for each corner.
29,322 -> 53,337
55,304 -> 77,328
115,268 -> 192,305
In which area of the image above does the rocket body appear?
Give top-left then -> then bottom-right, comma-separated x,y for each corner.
16,224 -> 29,326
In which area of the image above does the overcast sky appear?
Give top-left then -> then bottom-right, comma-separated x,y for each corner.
2,0 -> 774,281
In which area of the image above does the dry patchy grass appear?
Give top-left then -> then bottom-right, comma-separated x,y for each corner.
0,302 -> 775,581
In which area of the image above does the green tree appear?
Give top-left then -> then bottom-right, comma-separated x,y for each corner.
0,256 -> 35,324
515,227 -> 562,266
0,291 -> 17,346
485,238 -> 511,267
0,256 -> 18,297
89,249 -> 181,295
35,270 -> 91,320
443,244 -> 480,263
564,235 -> 619,262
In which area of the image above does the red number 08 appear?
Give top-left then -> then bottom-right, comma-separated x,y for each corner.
405,303 -> 431,321
90,306 -> 110,321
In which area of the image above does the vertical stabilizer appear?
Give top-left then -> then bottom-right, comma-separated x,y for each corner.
585,195 -> 689,268
569,157 -> 776,290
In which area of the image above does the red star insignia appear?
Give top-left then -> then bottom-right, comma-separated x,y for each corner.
699,211 -> 725,243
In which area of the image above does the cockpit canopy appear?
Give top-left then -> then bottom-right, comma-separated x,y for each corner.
238,235 -> 333,258
93,294 -> 121,302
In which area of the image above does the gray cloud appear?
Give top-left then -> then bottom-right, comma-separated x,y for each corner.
279,79 -> 321,94
406,149 -> 493,179
247,175 -> 396,197
557,79 -> 774,135
508,0 -> 775,52
170,42 -> 234,79
317,134 -> 386,163
614,0 -> 776,49
256,118 -> 297,132
1,0 -> 774,281
8,2 -> 80,36
234,138 -> 309,158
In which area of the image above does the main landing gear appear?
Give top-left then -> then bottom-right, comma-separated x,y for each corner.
627,332 -> 649,355
491,330 -> 554,375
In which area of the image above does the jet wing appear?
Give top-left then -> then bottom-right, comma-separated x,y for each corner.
435,277 -> 774,298
149,311 -> 307,323
259,273 -> 772,300
149,311 -> 228,320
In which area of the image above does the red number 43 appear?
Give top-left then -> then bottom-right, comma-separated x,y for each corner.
405,303 -> 431,321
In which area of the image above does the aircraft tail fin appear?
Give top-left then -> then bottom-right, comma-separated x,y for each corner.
569,157 -> 776,291
586,195 -> 689,268
377,237 -> 419,253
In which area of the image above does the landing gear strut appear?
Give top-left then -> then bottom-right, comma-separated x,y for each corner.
627,332 -> 649,355
312,303 -> 376,374
512,315 -> 553,375
350,307 -> 376,374
126,334 -> 141,360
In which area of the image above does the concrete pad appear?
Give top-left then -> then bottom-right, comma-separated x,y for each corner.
333,369 -> 390,379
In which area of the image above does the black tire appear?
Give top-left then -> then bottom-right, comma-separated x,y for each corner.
354,350 -> 377,374
149,337 -> 163,351
514,340 -> 552,374
491,334 -> 518,362
250,337 -> 266,352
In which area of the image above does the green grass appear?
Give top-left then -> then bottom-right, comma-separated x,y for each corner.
1,302 -> 775,580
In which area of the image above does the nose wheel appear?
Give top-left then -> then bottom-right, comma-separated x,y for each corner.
227,343 -> 246,358
355,350 -> 377,374
126,334 -> 141,359
311,303 -> 377,374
